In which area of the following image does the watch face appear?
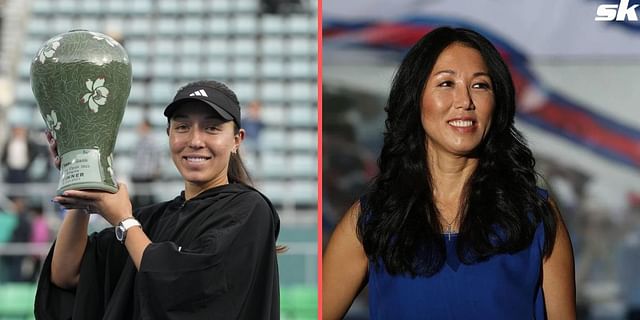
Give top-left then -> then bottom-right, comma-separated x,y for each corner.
116,225 -> 125,241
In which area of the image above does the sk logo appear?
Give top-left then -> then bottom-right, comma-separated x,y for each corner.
595,0 -> 640,21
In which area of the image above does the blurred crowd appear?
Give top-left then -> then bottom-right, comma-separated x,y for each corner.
0,196 -> 50,282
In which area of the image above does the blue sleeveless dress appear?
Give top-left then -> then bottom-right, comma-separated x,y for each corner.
367,193 -> 548,319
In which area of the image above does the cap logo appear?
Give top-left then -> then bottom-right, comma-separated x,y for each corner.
189,89 -> 208,97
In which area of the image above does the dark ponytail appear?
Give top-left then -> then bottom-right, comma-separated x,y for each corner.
228,125 -> 253,186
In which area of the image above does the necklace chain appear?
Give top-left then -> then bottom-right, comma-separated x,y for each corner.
435,198 -> 461,240
440,213 -> 460,241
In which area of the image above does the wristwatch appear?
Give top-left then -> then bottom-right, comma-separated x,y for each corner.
115,217 -> 142,244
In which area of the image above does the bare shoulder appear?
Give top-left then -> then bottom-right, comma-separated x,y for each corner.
325,199 -> 367,264
323,200 -> 369,319
544,195 -> 573,257
542,195 -> 577,319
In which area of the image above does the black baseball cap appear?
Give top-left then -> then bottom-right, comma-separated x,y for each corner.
163,82 -> 241,127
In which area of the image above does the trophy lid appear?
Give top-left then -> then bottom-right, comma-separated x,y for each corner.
31,29 -> 129,67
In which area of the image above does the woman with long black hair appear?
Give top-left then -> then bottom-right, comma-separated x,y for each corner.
323,27 -> 575,319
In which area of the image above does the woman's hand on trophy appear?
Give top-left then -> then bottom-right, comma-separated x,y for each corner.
45,130 -> 61,170
53,182 -> 133,226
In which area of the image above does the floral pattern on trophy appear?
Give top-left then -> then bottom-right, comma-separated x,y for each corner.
45,110 -> 61,139
81,77 -> 110,113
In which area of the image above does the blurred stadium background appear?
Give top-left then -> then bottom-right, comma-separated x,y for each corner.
0,0 -> 317,319
324,1 -> 640,319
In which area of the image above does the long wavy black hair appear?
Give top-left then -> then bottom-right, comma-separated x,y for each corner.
358,27 -> 557,277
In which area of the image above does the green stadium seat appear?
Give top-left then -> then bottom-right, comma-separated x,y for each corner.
280,286 -> 317,320
0,282 -> 36,320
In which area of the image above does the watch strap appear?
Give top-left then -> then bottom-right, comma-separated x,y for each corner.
120,217 -> 141,230
117,217 -> 141,243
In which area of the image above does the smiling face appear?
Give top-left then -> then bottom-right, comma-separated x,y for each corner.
421,42 -> 495,157
168,101 -> 243,193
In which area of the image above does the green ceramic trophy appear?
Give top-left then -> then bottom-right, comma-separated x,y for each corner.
30,30 -> 131,194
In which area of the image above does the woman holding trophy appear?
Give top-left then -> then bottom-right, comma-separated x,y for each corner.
32,31 -> 280,319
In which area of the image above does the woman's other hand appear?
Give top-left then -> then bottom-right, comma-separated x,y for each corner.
45,130 -> 60,170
